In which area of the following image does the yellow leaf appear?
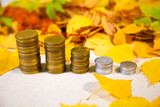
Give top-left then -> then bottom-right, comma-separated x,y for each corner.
0,48 -> 19,76
65,43 -> 75,62
122,23 -> 144,34
101,16 -> 115,36
0,35 -> 8,45
47,24 -> 62,34
109,97 -> 149,107
65,36 -> 73,45
61,103 -> 98,107
85,40 -> 97,50
94,44 -> 114,56
141,59 -> 160,85
133,41 -> 157,58
113,29 -> 126,45
153,35 -> 160,50
150,97 -> 160,107
94,73 -> 132,98
67,15 -> 93,34
104,44 -> 133,63
1,33 -> 17,49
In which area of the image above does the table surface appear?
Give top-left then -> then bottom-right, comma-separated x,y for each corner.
0,51 -> 160,107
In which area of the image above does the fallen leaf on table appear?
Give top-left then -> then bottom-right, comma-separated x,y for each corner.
94,73 -> 132,98
149,97 -> 160,107
122,23 -> 144,34
113,28 -> 126,45
1,33 -> 17,49
0,48 -> 19,76
104,44 -> 133,63
133,41 -> 157,58
141,59 -> 160,85
66,15 -> 93,34
109,97 -> 149,107
61,103 -> 98,107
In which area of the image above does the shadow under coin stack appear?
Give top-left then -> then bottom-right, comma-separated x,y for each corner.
15,30 -> 41,74
71,46 -> 90,74
45,36 -> 66,74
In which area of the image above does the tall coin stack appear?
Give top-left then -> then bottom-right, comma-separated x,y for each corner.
71,46 -> 90,74
45,36 -> 66,74
15,30 -> 41,74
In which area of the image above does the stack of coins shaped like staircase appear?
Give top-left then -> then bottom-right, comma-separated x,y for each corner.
45,35 -> 66,74
15,30 -> 41,74
71,46 -> 90,74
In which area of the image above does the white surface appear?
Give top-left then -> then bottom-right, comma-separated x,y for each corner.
0,51 -> 160,107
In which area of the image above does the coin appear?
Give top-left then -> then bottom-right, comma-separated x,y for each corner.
44,35 -> 65,46
71,46 -> 89,56
71,68 -> 89,74
120,61 -> 137,75
16,40 -> 39,47
17,47 -> 39,53
15,30 -> 38,40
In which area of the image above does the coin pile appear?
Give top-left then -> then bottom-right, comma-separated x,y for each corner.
120,61 -> 137,75
95,56 -> 113,75
71,46 -> 90,74
45,35 -> 66,74
15,30 -> 41,74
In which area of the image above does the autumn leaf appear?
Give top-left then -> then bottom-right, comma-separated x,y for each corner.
66,15 -> 93,34
109,97 -> 149,107
141,59 -> 160,85
134,17 -> 152,26
0,48 -> 19,76
93,73 -> 132,98
104,44 -> 133,63
122,23 -> 144,34
113,28 -> 126,45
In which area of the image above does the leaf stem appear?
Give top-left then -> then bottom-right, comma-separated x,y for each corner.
86,88 -> 102,100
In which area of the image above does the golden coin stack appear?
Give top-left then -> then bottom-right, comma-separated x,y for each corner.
71,46 -> 90,74
45,35 -> 66,74
15,30 -> 41,74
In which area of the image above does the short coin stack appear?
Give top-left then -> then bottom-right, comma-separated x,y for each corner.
45,36 -> 66,74
71,46 -> 90,74
15,30 -> 41,74
120,61 -> 137,75
95,56 -> 113,75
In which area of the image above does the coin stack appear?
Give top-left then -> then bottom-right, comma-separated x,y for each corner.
45,35 -> 66,74
95,56 -> 113,75
120,61 -> 137,75
15,30 -> 41,74
71,46 -> 90,74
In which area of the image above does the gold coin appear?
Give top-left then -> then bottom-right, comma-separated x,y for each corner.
45,47 -> 65,53
16,40 -> 39,47
20,64 -> 41,70
44,35 -> 65,46
47,69 -> 65,74
18,47 -> 39,54
71,46 -> 89,55
15,30 -> 38,40
46,51 -> 65,57
45,43 -> 65,49
46,60 -> 65,65
21,70 -> 40,74
18,51 -> 40,59
19,58 -> 41,66
71,68 -> 89,74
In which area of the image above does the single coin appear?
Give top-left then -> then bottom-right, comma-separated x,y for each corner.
19,59 -> 41,66
16,40 -> 39,47
46,59 -> 65,65
15,30 -> 38,40
44,35 -> 65,46
20,69 -> 40,74
16,37 -> 38,43
17,47 -> 39,53
95,56 -> 113,66
71,68 -> 89,74
20,64 -> 41,70
71,46 -> 89,55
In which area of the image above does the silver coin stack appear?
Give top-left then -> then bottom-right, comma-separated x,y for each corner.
95,56 -> 113,75
120,61 -> 137,75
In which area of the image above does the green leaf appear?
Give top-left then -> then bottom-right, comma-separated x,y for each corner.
140,5 -> 160,19
46,3 -> 56,20
9,1 -> 30,11
0,17 -> 13,27
52,2 -> 64,13
151,21 -> 160,33
54,0 -> 72,4
134,17 -> 152,26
